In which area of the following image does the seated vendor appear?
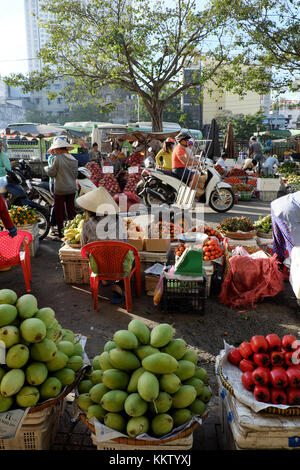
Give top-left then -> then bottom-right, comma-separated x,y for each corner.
271,190 -> 300,265
242,158 -> 257,172
77,187 -> 129,303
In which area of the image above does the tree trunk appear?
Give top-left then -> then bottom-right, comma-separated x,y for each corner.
144,97 -> 164,132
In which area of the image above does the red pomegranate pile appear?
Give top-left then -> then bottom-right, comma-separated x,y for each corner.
228,334 -> 300,405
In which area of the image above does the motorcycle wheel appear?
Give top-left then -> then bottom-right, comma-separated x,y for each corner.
209,188 -> 234,213
143,181 -> 175,207
33,205 -> 51,240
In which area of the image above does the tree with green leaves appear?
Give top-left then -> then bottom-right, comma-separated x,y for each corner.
216,110 -> 267,141
211,0 -> 300,94
4,0 -> 269,132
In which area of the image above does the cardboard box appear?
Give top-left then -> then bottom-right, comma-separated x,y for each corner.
127,238 -> 145,251
144,238 -> 171,252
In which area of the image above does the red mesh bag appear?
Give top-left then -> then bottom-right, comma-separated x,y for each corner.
219,254 -> 284,309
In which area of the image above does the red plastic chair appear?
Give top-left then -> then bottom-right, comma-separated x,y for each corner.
0,230 -> 32,292
81,240 -> 141,312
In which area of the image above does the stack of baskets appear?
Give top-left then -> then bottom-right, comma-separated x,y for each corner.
0,399 -> 65,450
59,244 -> 89,284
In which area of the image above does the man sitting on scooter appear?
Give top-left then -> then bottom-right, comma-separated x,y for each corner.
172,132 -> 199,189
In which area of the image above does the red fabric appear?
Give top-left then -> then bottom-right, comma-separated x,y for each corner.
219,255 -> 284,309
0,195 -> 14,230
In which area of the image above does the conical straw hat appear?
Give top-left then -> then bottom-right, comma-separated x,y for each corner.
76,187 -> 120,214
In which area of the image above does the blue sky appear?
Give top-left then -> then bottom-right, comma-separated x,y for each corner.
0,0 -> 298,101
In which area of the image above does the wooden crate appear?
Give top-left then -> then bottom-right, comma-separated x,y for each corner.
59,245 -> 89,284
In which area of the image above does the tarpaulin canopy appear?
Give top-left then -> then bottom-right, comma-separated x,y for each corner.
5,123 -> 85,139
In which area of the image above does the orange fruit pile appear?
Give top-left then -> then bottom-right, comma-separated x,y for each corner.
203,237 -> 224,261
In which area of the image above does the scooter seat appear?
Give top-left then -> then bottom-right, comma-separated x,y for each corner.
156,169 -> 181,180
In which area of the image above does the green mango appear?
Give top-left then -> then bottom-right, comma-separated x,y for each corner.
109,348 -> 140,371
102,369 -> 129,390
16,294 -> 38,319
0,289 -> 17,305
124,393 -> 148,417
100,390 -> 128,412
0,369 -> 25,397
161,338 -> 187,360
6,344 -> 29,369
142,353 -> 178,374
113,330 -> 138,350
104,413 -> 126,432
20,318 -> 47,343
127,416 -> 149,437
128,319 -> 150,345
0,325 -> 20,348
53,368 -> 75,386
16,386 -> 40,407
0,304 -> 18,327
172,385 -> 197,409
174,360 -> 195,381
151,413 -> 173,436
137,371 -> 159,403
25,362 -> 48,386
39,377 -> 62,399
150,324 -> 174,348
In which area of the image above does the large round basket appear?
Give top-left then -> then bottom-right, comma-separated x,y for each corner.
79,413 -> 204,446
27,367 -> 86,414
256,231 -> 273,239
221,230 -> 257,240
218,364 -> 300,416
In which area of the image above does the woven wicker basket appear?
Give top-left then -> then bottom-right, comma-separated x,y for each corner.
218,364 -> 300,416
222,230 -> 257,240
80,413 -> 203,446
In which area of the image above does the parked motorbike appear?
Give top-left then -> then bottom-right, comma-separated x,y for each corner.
1,168 -> 51,240
137,157 -> 234,213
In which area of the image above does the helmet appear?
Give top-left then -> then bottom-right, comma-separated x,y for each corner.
175,132 -> 192,143
188,140 -> 194,145
165,137 -> 175,144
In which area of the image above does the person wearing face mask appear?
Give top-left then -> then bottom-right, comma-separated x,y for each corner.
155,137 -> 175,171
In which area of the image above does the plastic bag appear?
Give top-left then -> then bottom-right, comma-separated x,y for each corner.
219,254 -> 283,309
153,274 -> 164,306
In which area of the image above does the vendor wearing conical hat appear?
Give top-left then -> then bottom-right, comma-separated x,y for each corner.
76,187 -> 127,246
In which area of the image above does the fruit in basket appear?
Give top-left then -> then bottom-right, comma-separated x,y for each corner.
20,318 -> 47,343
0,289 -> 18,305
46,350 -> 69,372
286,366 -> 300,388
162,338 -> 187,360
6,344 -> 30,369
113,330 -> 139,350
183,377 -> 204,396
61,329 -> 76,343
265,334 -> 281,351
271,388 -> 287,405
25,362 -> 48,386
241,371 -> 255,391
92,355 -> 102,370
202,237 -> 224,261
142,353 -> 178,375
53,368 -> 76,386
252,367 -> 270,386
172,385 -> 197,408
78,379 -> 93,394
104,340 -> 116,352
250,335 -> 268,353
150,323 -> 174,348
188,399 -> 206,416
39,377 -> 62,399
228,348 -> 242,366
128,319 -> 150,345
159,373 -> 181,394
127,415 -> 150,437
239,359 -> 256,372
73,342 -> 83,356
174,360 -> 195,381
89,383 -> 109,403
30,338 -> 57,362
102,369 -> 130,390
254,384 -> 270,403
16,294 -> 38,319
98,351 -> 114,370
270,368 -> 288,389
0,304 -> 18,327
0,394 -> 14,412
151,413 -> 173,436
238,341 -> 253,360
0,325 -> 20,348
78,393 -> 94,411
137,371 -> 159,402
253,353 -> 270,367
127,367 -> 146,393
16,386 -> 40,407
77,321 -> 210,438
100,390 -> 128,412
35,308 -> 56,328
270,351 -> 285,367
182,349 -> 198,364
282,334 -> 297,352
45,326 -> 63,344
87,404 -> 106,421
124,393 -> 148,417
67,355 -> 83,371
104,412 -> 126,432
135,345 -> 160,360
171,408 -> 193,426
109,348 -> 141,371
217,216 -> 254,234
287,388 -> 300,405
57,340 -> 75,357
149,391 -> 172,414
0,369 -> 25,397
90,369 -> 104,385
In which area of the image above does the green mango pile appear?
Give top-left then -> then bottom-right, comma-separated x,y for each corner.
77,320 -> 211,439
0,289 -> 84,412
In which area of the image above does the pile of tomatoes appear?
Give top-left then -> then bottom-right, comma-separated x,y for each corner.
174,243 -> 187,257
152,222 -> 184,241
203,237 -> 224,261
189,225 -> 223,242
228,334 -> 300,405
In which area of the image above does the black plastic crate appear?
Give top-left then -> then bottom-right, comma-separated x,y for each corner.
162,275 -> 207,315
